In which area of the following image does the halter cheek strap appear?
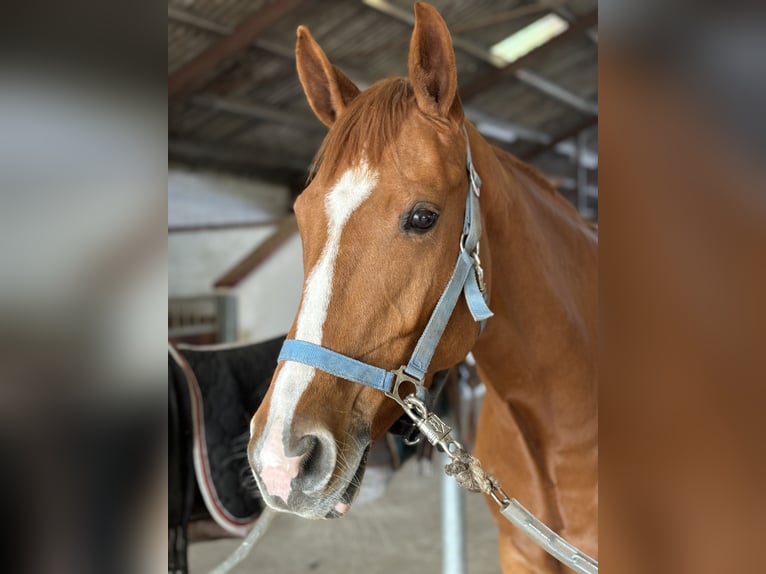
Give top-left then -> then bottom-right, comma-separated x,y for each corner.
277,128 -> 492,403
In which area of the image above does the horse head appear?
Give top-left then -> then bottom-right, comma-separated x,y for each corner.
248,2 -> 490,519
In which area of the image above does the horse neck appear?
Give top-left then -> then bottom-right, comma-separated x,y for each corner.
470,132 -> 598,407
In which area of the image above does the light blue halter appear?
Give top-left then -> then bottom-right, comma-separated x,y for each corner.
278,128 -> 493,404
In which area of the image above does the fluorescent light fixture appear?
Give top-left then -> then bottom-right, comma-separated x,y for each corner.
489,13 -> 569,65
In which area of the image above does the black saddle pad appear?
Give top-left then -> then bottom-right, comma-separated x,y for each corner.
169,335 -> 284,536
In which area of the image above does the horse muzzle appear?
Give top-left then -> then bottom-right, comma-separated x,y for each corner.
249,423 -> 370,519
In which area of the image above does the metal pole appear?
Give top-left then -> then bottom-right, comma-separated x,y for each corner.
441,423 -> 466,574
216,292 -> 238,343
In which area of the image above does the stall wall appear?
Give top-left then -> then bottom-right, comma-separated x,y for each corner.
168,168 -> 303,343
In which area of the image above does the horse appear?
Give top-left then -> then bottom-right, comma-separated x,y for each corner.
247,3 -> 598,572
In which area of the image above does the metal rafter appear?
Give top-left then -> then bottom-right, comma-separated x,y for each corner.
522,116 -> 598,161
168,0 -> 307,104
460,8 -> 598,101
170,6 -> 553,146
168,7 -> 297,59
190,95 -> 324,131
361,0 -> 597,115
168,6 -> 231,35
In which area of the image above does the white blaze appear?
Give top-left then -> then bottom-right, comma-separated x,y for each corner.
257,163 -> 378,501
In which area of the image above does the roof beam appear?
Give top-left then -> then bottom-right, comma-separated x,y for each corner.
514,69 -> 597,115
522,116 -> 597,161
168,7 -> 297,59
168,0 -> 306,104
175,14 -> 551,145
190,95 -> 324,131
460,9 -> 598,101
214,216 -> 298,288
361,0 -> 597,115
168,6 -> 231,35
453,0 -> 568,32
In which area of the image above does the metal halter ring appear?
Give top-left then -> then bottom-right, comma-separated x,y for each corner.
385,366 -> 424,405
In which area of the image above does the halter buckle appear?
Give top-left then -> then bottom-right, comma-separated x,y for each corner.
385,366 -> 425,405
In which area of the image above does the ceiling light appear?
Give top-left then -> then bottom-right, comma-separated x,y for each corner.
489,13 -> 569,65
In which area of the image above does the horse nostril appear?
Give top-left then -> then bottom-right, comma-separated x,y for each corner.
295,433 -> 317,455
296,434 -> 323,476
290,432 -> 336,493
256,426 -> 337,502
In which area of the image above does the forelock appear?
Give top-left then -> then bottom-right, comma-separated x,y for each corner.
309,77 -> 415,181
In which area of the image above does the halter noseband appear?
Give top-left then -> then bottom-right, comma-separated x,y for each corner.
277,127 -> 493,413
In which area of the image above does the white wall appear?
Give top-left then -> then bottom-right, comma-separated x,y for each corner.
168,226 -> 276,297
237,233 -> 303,343
168,166 -> 289,229
168,227 -> 304,343
168,168 -> 304,343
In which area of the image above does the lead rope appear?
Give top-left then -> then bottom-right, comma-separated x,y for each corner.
207,507 -> 276,574
389,391 -> 598,574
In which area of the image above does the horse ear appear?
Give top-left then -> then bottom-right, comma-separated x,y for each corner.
296,26 -> 360,127
408,3 -> 463,121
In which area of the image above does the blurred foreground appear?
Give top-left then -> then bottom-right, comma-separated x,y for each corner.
0,1 -> 764,572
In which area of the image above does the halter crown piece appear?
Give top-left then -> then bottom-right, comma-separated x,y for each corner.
277,126 -> 493,405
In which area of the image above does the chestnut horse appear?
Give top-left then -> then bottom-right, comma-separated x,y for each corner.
248,3 -> 597,572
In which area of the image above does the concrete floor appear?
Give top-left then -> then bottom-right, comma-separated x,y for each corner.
190,456 -> 502,574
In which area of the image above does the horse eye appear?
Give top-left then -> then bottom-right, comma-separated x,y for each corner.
409,208 -> 438,231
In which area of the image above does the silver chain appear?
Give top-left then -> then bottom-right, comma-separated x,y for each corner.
388,391 -> 599,574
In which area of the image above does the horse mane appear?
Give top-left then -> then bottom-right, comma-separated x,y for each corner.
492,146 -> 597,232
496,149 -> 558,195
309,77 -> 415,181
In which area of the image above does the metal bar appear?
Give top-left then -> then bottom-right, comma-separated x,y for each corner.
168,7 -> 297,59
514,69 -> 597,115
190,95 -> 323,131
552,176 -> 597,196
522,116 -> 597,161
441,428 -> 466,574
552,4 -> 578,23
216,294 -> 239,343
168,6 -> 231,35
452,0 -> 568,33
168,0 -> 307,103
552,138 -> 598,169
252,38 -> 296,59
464,108 -> 551,145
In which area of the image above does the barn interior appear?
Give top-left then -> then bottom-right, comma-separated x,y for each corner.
168,1 -> 597,572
